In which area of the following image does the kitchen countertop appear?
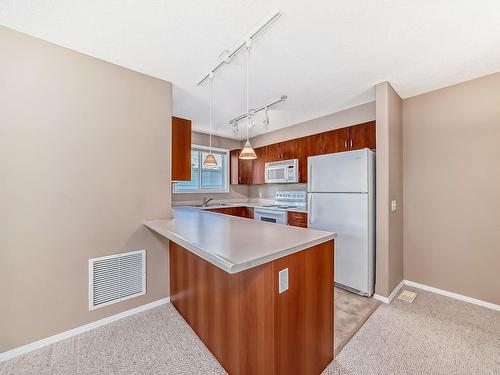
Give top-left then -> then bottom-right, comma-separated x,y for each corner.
144,207 -> 334,274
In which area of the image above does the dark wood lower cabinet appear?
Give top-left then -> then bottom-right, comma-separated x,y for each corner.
207,206 -> 254,219
287,211 -> 308,228
169,240 -> 334,375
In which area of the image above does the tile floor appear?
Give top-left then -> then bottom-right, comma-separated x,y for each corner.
334,286 -> 380,355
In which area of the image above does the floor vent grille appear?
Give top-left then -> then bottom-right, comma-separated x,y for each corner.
89,250 -> 146,310
398,290 -> 417,303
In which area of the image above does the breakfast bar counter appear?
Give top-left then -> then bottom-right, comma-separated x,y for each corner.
144,207 -> 336,375
143,207 -> 334,273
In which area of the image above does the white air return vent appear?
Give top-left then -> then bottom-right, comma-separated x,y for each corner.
89,250 -> 146,310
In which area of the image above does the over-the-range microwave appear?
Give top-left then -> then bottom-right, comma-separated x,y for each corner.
264,159 -> 299,184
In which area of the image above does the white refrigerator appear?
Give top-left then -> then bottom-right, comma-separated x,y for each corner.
307,148 -> 375,296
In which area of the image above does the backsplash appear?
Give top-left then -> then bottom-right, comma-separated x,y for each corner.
248,183 -> 307,200
172,184 -> 249,202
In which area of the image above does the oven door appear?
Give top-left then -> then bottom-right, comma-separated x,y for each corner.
254,209 -> 287,225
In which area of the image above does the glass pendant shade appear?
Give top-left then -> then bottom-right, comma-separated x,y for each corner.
239,140 -> 257,159
203,153 -> 218,167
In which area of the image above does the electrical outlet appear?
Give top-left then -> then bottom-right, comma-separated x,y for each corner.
278,268 -> 289,294
391,200 -> 397,211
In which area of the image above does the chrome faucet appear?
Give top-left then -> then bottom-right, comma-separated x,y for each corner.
202,197 -> 214,206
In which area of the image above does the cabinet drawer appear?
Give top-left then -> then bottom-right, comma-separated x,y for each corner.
287,211 -> 308,227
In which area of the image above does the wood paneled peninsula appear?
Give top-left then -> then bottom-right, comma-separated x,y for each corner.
144,207 -> 336,375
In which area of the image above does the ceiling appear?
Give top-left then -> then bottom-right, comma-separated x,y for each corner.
1,1 -> 499,139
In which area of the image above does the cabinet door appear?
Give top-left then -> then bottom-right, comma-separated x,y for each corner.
252,146 -> 267,184
307,133 -> 323,157
349,121 -> 376,150
239,158 -> 253,184
298,137 -> 309,183
172,116 -> 192,181
287,211 -> 308,228
266,143 -> 282,162
281,139 -> 299,160
322,127 -> 350,154
230,149 -> 240,185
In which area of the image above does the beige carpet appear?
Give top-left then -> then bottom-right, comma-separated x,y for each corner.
325,287 -> 500,375
1,287 -> 499,375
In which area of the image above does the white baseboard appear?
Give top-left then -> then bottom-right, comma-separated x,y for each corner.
373,279 -> 405,304
0,297 -> 170,363
404,280 -> 499,311
374,280 -> 499,311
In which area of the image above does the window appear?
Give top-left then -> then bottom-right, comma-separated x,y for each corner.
174,145 -> 229,193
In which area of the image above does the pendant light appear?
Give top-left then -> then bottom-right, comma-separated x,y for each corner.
203,72 -> 218,167
239,40 -> 257,160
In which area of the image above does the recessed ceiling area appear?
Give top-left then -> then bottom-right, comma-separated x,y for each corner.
1,0 -> 499,139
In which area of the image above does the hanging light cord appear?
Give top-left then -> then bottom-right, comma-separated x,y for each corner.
246,41 -> 251,142
209,72 -> 214,154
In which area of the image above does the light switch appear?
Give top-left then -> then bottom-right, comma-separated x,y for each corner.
391,200 -> 397,211
279,268 -> 289,294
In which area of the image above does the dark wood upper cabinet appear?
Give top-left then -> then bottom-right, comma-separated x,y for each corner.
281,139 -> 299,160
322,127 -> 350,154
230,149 -> 240,185
172,116 -> 192,181
265,140 -> 298,163
252,146 -> 267,184
298,137 -> 309,183
231,149 -> 256,185
239,158 -> 253,185
229,121 -> 376,185
266,143 -> 281,162
307,133 -> 323,157
349,121 -> 376,150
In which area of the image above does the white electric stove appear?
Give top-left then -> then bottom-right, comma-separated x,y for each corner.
254,191 -> 306,224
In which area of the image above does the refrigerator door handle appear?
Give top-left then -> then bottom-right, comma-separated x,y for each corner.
308,194 -> 313,224
309,163 -> 313,191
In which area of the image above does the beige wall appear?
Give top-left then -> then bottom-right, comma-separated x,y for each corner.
403,72 -> 500,305
249,101 -> 375,148
0,27 -> 172,352
375,82 -> 404,298
172,131 -> 249,202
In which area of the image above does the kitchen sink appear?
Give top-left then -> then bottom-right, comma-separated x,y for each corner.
193,203 -> 232,208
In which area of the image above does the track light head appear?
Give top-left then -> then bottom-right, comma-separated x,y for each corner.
263,107 -> 270,126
